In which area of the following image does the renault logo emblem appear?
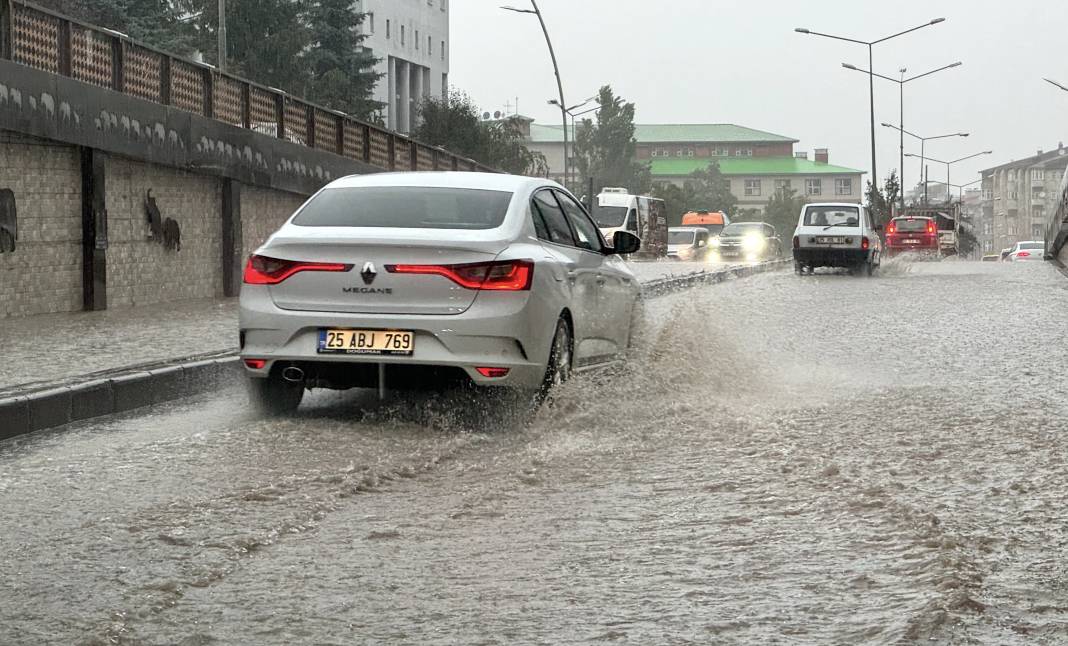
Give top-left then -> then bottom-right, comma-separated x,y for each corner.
360,261 -> 377,285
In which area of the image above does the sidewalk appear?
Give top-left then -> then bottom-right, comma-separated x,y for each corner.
0,298 -> 237,396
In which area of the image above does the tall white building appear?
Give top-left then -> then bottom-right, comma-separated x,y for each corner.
355,0 -> 450,134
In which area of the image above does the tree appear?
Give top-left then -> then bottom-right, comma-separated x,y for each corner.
302,0 -> 382,117
573,85 -> 650,195
33,0 -> 197,54
866,180 -> 890,225
413,90 -> 547,175
762,185 -> 807,236
883,170 -> 901,216
651,162 -> 738,226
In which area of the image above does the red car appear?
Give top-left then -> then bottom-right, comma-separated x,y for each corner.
884,216 -> 939,257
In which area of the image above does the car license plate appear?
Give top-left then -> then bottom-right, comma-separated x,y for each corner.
317,329 -> 414,355
816,236 -> 844,244
903,239 -> 919,244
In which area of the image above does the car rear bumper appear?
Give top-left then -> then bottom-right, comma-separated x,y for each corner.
885,245 -> 940,257
238,286 -> 550,390
793,247 -> 869,267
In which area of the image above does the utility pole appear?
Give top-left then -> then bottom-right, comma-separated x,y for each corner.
217,0 -> 227,72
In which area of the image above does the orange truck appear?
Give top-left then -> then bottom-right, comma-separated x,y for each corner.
680,211 -> 730,237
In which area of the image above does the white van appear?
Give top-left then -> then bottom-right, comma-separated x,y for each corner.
590,188 -> 668,259
792,202 -> 882,275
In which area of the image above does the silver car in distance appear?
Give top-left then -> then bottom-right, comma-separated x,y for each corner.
239,172 -> 643,414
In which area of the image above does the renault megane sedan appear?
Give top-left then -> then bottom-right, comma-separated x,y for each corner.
239,172 -> 643,414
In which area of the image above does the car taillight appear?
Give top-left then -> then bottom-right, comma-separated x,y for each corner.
861,236 -> 870,250
792,235 -> 799,249
926,223 -> 936,234
386,259 -> 534,291
887,224 -> 896,234
243,255 -> 353,285
244,358 -> 267,369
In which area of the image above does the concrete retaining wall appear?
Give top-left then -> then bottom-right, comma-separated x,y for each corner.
0,132 -> 83,318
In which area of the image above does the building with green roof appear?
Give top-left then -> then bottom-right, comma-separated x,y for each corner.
523,120 -> 865,214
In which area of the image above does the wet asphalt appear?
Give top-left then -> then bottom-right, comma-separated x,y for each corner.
2,259 -> 1067,645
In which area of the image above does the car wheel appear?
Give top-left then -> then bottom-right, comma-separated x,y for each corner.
538,317 -> 573,402
248,375 -> 304,415
794,261 -> 804,275
866,258 -> 876,276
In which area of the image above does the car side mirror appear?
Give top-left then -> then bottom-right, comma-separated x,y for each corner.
611,230 -> 641,255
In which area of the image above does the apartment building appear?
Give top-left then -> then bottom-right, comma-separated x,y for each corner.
978,145 -> 1068,254
355,0 -> 450,133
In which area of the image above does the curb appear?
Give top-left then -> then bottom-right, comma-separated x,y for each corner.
641,258 -> 791,298
0,355 -> 239,441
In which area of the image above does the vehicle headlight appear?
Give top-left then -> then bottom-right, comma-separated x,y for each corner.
710,237 -> 721,247
742,234 -> 766,251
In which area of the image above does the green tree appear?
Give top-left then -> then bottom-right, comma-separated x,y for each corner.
865,180 -> 889,225
574,85 -> 650,195
762,185 -> 807,236
651,162 -> 738,226
883,169 -> 901,217
413,90 -> 547,175
302,0 -> 382,117
34,0 -> 197,54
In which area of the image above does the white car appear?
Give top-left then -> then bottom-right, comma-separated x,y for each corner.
1006,241 -> 1045,262
239,172 -> 643,413
791,202 -> 883,275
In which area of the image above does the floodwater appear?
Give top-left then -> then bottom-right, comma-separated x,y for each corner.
2,260 -> 1068,644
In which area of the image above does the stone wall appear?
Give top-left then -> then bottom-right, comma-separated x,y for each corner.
105,158 -> 225,308
0,132 -> 83,318
241,186 -> 308,260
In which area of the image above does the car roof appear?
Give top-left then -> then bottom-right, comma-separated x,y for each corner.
669,226 -> 705,232
892,215 -> 934,220
804,202 -> 863,208
325,171 -> 552,193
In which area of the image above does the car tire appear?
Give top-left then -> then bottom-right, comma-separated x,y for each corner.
248,375 -> 304,415
537,317 -> 573,403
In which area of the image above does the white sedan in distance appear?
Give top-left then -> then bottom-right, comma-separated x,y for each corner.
1006,240 -> 1045,262
239,172 -> 643,414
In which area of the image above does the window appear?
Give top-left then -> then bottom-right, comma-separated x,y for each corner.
806,178 -> 822,196
686,148 -> 695,157
835,178 -> 853,196
367,13 -> 374,34
386,19 -> 390,39
556,190 -> 603,251
441,40 -> 446,60
531,190 -> 575,246
1033,224 -> 1045,238
293,187 -> 512,229
735,148 -> 752,157
744,179 -> 761,197
676,148 -> 684,157
428,35 -> 432,54
713,147 -> 728,157
774,179 -> 791,190
650,150 -> 658,158
1032,169 -> 1044,180
401,25 -> 405,46
415,30 -> 419,49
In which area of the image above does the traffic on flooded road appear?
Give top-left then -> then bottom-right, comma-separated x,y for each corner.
4,261 -> 1068,644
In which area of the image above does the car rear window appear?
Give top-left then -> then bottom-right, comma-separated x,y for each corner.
892,218 -> 931,232
804,206 -> 859,227
1020,242 -> 1044,250
669,230 -> 696,244
722,223 -> 764,236
292,186 -> 513,229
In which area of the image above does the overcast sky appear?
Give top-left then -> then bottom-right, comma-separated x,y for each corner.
452,0 -> 1068,191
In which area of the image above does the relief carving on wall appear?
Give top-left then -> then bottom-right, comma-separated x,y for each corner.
0,189 -> 16,253
144,190 -> 181,252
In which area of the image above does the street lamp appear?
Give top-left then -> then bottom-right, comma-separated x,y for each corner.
795,18 -> 946,191
842,61 -> 962,208
906,150 -> 991,204
549,96 -> 596,188
1043,78 -> 1068,92
882,124 -> 967,204
503,2 -> 567,183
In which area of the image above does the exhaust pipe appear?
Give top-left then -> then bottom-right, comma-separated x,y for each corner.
281,366 -> 305,383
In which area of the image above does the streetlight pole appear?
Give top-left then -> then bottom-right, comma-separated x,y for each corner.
550,96 -> 597,189
503,2 -> 567,185
842,61 -> 962,210
907,150 -> 992,203
882,124 -> 967,204
1043,78 -> 1068,93
795,18 -> 946,198
217,0 -> 226,72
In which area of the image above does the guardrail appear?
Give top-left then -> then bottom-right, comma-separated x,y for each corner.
1045,165 -> 1068,260
641,259 -> 791,298
0,0 -> 494,174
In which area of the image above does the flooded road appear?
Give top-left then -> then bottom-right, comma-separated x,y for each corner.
3,260 -> 1068,644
